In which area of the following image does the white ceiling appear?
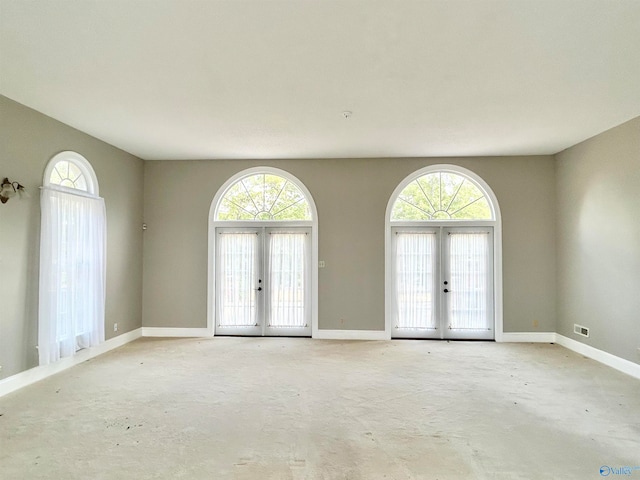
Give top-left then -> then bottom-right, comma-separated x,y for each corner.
1,0 -> 640,161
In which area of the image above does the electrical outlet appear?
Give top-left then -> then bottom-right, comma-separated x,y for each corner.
113,323 -> 118,332
318,260 -> 326,268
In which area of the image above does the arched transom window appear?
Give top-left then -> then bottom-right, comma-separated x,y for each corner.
216,173 -> 312,221
391,171 -> 493,221
44,151 -> 98,195
49,160 -> 88,191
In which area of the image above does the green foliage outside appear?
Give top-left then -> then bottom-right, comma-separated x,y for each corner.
391,173 -> 492,220
217,174 -> 312,221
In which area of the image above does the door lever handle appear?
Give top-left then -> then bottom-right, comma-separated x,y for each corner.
255,287 -> 262,291
444,289 -> 450,293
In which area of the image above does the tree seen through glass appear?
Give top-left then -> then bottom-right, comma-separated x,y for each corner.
217,174 -> 312,221
391,172 -> 492,220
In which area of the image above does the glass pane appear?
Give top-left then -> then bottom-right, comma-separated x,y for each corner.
439,173 -> 465,212
269,233 -> 306,327
447,179 -> 491,219
450,197 -> 492,220
397,181 -> 434,218
242,174 -> 266,212
392,172 -> 493,221
68,162 -> 83,182
74,175 -> 88,192
217,183 -> 257,219
263,174 -> 287,212
217,233 -> 258,326
395,232 -> 437,329
216,174 -> 311,221
417,174 -> 441,211
49,160 -> 88,191
448,233 -> 490,330
217,198 -> 255,220
49,169 -> 63,185
57,161 -> 69,180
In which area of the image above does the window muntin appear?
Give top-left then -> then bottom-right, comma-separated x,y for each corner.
49,160 -> 88,191
44,151 -> 98,195
391,172 -> 492,221
216,173 -> 312,221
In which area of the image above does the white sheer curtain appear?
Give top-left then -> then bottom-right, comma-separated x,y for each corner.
268,233 -> 306,327
218,233 -> 258,326
448,232 -> 489,330
395,232 -> 436,329
38,187 -> 106,365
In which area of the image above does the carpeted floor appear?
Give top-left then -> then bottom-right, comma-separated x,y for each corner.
1,337 -> 639,479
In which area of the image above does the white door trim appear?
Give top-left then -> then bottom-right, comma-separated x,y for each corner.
208,167 -> 318,338
385,164 -> 503,341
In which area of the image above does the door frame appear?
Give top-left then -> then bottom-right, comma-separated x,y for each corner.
208,167 -> 318,337
214,226 -> 312,337
390,226 -> 494,340
385,164 -> 503,341
441,226 -> 494,340
390,226 -> 441,339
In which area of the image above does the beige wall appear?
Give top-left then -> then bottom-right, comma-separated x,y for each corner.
556,116 -> 640,363
143,156 -> 557,333
0,96 -> 144,379
4,91 -> 637,379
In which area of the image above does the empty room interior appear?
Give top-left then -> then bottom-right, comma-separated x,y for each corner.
1,1 -> 639,478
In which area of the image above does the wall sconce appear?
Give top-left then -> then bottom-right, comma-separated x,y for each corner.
0,178 -> 28,204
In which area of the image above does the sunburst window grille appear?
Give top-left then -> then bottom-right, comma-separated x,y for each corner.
217,173 -> 312,221
48,160 -> 88,192
391,172 -> 492,221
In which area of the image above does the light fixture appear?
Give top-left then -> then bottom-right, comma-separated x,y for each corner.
0,178 -> 28,204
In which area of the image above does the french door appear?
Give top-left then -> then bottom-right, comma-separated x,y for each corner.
391,226 -> 494,340
215,227 -> 311,336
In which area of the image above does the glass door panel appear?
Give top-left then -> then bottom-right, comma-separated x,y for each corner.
216,227 -> 311,337
442,228 -> 494,340
392,229 -> 439,339
391,226 -> 494,340
265,229 -> 311,336
216,229 -> 262,336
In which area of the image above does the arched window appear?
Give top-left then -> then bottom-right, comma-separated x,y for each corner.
39,152 -> 106,365
209,167 -> 318,339
386,165 -> 502,342
216,172 -> 312,221
44,151 -> 98,194
391,171 -> 493,221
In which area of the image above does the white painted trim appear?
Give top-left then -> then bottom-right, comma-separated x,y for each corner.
314,329 -> 388,341
208,167 -> 318,339
555,334 -> 640,381
385,164 -> 503,341
141,327 -> 211,337
0,328 -> 142,398
500,332 -> 557,343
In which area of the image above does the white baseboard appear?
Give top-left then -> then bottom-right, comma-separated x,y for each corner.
0,328 -> 142,398
500,332 -> 557,343
555,334 -> 640,381
142,327 -> 211,337
313,329 -> 388,340
3,328 -> 636,399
